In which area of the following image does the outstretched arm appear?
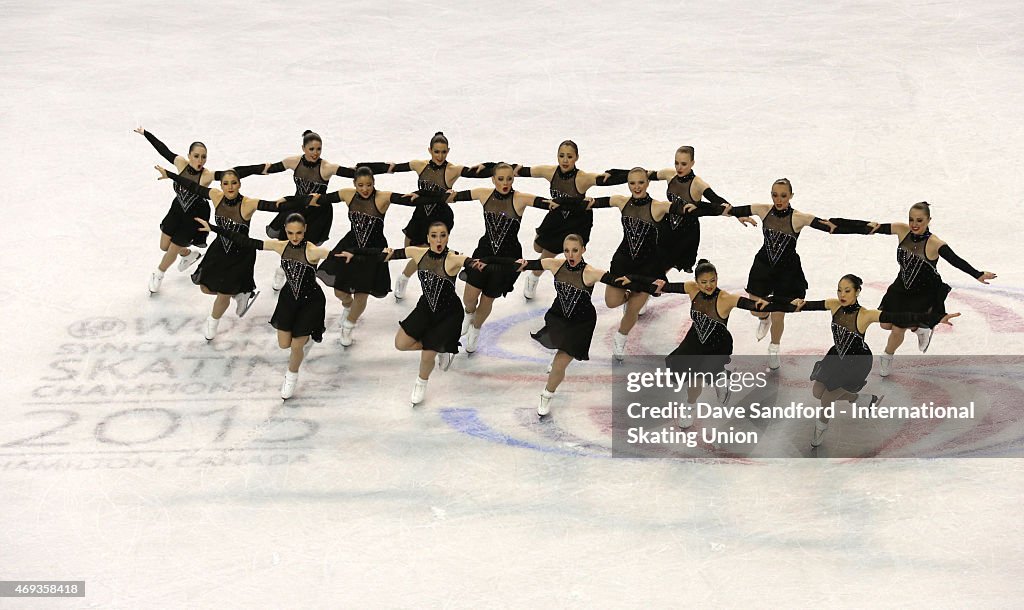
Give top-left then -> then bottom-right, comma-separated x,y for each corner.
135,128 -> 179,164
196,218 -> 278,252
212,163 -> 270,181
155,166 -> 219,202
937,243 -> 995,283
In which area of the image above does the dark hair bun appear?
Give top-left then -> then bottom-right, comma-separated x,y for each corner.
435,131 -> 444,136
697,258 -> 709,265
302,130 -> 314,136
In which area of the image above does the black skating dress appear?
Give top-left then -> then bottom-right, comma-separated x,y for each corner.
609,195 -> 666,280
270,241 -> 326,342
745,207 -> 808,300
160,165 -> 211,248
403,162 -> 455,246
666,288 -> 733,375
534,168 -> 593,253
878,230 -> 951,323
464,189 -> 523,298
267,158 -> 332,245
531,260 -> 597,360
657,171 -> 704,272
809,304 -> 872,392
316,191 -> 391,298
190,195 -> 257,295
399,249 -> 464,354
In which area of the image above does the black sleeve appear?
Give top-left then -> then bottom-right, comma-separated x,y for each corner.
354,162 -> 390,174
266,161 -> 287,174
210,224 -> 264,250
256,199 -> 280,212
278,194 -> 315,213
164,169 -> 212,199
799,300 -> 829,311
938,244 -> 982,278
143,131 -> 177,164
461,162 -> 498,178
735,297 -> 794,312
213,163 -> 267,181
880,310 -> 943,328
318,191 -> 343,206
622,275 -> 660,294
413,190 -> 451,204
671,200 -> 727,217
335,166 -> 356,178
481,256 -> 521,268
522,259 -> 544,271
462,257 -> 484,270
341,247 -> 392,263
598,272 -> 624,287
392,162 -> 412,173
660,282 -> 687,294
515,166 -> 531,177
388,248 -> 407,261
589,197 -> 612,209
827,218 -> 877,235
595,168 -> 630,186
875,223 -> 892,235
647,170 -> 662,182
551,196 -> 590,211
727,205 -> 753,217
531,196 -> 552,210
389,192 -> 418,206
808,217 -> 835,232
454,190 -> 475,202
702,187 -> 729,206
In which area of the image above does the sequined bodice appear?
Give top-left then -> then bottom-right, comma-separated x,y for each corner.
280,241 -> 319,300
348,191 -> 385,248
619,196 -> 658,259
664,172 -> 697,230
293,158 -> 328,195
689,289 -> 728,344
482,190 -> 522,254
215,197 -> 249,253
760,208 -> 799,266
552,261 -> 594,318
896,232 -> 939,290
831,304 -> 869,357
417,250 -> 459,312
173,166 -> 204,212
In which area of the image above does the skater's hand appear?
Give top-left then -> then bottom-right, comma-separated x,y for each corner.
682,203 -> 697,214
653,279 -> 667,294
470,258 -> 486,271
515,258 -> 529,272
790,298 -> 806,311
738,216 -> 758,227
470,163 -> 486,175
820,219 -> 838,233
154,165 -> 169,180
977,271 -> 997,284
721,203 -> 733,216
867,221 -> 880,234
386,162 -> 396,174
134,127 -> 146,136
939,312 -> 961,325
382,247 -> 395,262
307,193 -> 321,207
335,251 -> 355,263
194,217 -> 211,232
405,192 -> 419,202
583,196 -> 595,210
751,296 -> 770,310
615,275 -> 631,286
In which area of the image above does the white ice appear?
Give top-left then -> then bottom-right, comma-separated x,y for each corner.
2,0 -> 1024,607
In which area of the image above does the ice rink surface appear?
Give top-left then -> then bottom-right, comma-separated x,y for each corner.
2,0 -> 1024,607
